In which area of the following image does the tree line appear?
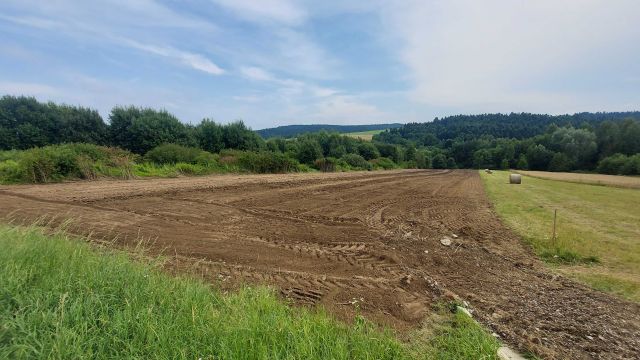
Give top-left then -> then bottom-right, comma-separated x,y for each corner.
0,96 -> 420,174
374,113 -> 640,175
3,95 -> 639,176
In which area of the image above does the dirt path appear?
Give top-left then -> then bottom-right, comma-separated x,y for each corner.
1,170 -> 638,359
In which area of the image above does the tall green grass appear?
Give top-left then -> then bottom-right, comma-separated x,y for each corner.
428,312 -> 500,359
0,225 -> 408,359
480,170 -> 640,302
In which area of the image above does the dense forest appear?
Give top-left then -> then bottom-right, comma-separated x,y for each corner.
376,112 -> 640,144
256,123 -> 402,138
1,95 -> 639,184
374,113 -> 640,175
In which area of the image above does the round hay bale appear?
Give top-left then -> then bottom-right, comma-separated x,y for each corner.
509,173 -> 522,184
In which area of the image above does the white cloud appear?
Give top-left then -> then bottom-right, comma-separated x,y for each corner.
240,66 -> 276,81
178,53 -> 225,75
380,0 -> 640,112
238,65 -> 340,100
1,0 -> 215,30
0,0 -> 223,75
210,0 -> 306,25
0,14 -> 62,29
310,86 -> 339,98
113,38 -> 225,75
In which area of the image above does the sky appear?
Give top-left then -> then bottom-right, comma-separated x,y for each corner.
0,0 -> 638,129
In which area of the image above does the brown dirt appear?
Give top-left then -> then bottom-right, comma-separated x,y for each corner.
0,169 -> 638,359
517,170 -> 640,189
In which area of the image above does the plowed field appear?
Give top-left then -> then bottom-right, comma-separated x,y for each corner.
1,170 -> 638,359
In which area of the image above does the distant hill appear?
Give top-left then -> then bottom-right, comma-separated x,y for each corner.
375,112 -> 640,145
256,123 -> 403,138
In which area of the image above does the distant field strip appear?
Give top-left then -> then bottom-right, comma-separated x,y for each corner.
343,129 -> 383,140
516,170 -> 640,189
481,170 -> 640,302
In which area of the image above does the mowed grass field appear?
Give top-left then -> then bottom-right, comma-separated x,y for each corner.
481,171 -> 640,302
0,225 -> 500,359
343,129 -> 384,141
517,170 -> 640,189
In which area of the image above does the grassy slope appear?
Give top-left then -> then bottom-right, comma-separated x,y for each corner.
480,171 -> 640,302
516,170 -> 640,189
0,225 -> 500,359
343,129 -> 384,141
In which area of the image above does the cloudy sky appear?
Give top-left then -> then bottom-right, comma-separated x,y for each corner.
0,0 -> 638,129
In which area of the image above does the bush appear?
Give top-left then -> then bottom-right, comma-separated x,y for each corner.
432,154 -> 447,169
516,154 -> 529,170
237,151 -> 299,173
0,144 -> 136,183
296,139 -> 323,165
144,144 -> 212,165
369,157 -> 396,170
314,157 -> 337,172
597,154 -> 629,175
341,153 -> 372,170
0,159 -> 20,183
415,151 -> 431,169
621,154 -> 640,175
598,154 -> 640,175
357,142 -> 380,160
20,146 -> 78,182
548,152 -> 573,172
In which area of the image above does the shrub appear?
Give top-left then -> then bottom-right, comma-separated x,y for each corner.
548,152 -> 573,172
357,142 -> 380,160
415,151 -> 431,169
296,139 -> 323,165
237,151 -> 299,173
194,151 -> 219,167
432,154 -> 447,169
144,144 -> 209,165
369,157 -> 396,170
314,157 -> 337,172
174,163 -> 206,175
621,154 -> 640,175
597,154 -> 629,174
20,146 -> 78,182
0,160 -> 20,183
341,153 -> 372,170
598,154 -> 640,175
516,154 -> 529,170
0,144 -> 137,183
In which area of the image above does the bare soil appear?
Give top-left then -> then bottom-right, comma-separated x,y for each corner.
1,170 -> 638,359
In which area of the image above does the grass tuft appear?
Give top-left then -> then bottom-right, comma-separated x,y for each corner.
539,247 -> 600,265
409,304 -> 500,360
